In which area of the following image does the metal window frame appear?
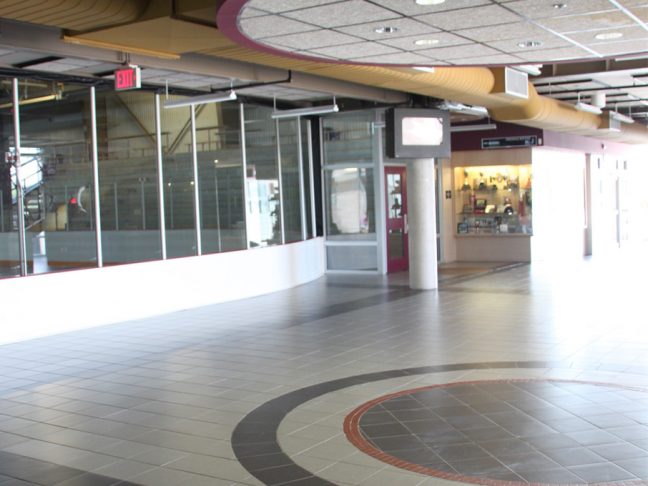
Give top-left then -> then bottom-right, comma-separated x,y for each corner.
90,86 -> 103,267
6,86 -> 312,277
240,103 -> 251,250
155,93 -> 167,259
296,119 -> 307,241
306,119 -> 317,239
12,78 -> 28,276
190,104 -> 202,256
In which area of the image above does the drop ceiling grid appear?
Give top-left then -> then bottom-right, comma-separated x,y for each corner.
238,0 -> 648,65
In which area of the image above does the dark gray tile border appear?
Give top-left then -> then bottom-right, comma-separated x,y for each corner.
231,361 -> 555,485
233,363 -> 648,485
0,450 -> 141,486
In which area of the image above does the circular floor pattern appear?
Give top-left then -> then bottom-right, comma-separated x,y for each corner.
345,379 -> 648,486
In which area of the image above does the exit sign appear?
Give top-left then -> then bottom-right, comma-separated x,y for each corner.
114,66 -> 141,91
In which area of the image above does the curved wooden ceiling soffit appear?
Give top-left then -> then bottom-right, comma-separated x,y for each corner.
217,0 -> 648,143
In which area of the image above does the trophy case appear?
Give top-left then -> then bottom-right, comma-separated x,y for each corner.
454,164 -> 532,236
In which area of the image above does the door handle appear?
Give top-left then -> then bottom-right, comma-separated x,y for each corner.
404,214 -> 409,234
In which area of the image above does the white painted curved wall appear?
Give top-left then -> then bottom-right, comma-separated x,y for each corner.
0,238 -> 325,345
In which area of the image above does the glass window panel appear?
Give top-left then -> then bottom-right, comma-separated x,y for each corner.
0,78 -> 20,278
278,119 -> 302,243
301,118 -> 313,239
160,97 -> 195,258
387,173 -> 403,219
243,105 -> 280,248
95,90 -> 161,264
322,113 -> 374,166
18,81 -> 97,274
324,167 -> 375,242
197,102 -> 246,254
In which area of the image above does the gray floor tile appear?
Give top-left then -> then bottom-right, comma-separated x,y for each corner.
0,264 -> 647,485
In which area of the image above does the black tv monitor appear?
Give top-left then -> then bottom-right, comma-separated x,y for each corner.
386,108 -> 451,159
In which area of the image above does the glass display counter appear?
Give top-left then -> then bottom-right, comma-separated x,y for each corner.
454,164 -> 532,235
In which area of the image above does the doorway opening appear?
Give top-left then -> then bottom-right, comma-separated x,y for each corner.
385,166 -> 408,273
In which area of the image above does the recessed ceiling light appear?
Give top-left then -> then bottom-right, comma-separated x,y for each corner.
374,26 -> 399,34
595,32 -> 624,40
552,3 -> 567,9
517,41 -> 543,48
415,0 -> 446,5
414,38 -> 440,46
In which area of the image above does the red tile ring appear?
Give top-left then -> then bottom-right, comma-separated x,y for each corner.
344,378 -> 648,486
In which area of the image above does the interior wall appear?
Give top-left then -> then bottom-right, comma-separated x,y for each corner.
0,237 -> 325,345
531,147 -> 586,262
590,154 -> 615,256
626,158 -> 648,251
439,158 -> 456,263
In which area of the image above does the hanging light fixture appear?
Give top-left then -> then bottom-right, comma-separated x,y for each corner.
271,98 -> 339,119
163,90 -> 237,109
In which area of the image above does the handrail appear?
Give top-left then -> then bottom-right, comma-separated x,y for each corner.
25,218 -> 45,232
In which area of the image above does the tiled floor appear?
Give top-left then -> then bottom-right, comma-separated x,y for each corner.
0,256 -> 647,485
348,380 -> 648,484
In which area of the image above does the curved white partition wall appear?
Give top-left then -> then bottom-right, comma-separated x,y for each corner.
0,238 -> 325,345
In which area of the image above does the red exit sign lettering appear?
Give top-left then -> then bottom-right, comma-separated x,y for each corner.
114,66 -> 141,91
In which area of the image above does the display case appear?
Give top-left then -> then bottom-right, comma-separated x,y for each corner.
454,164 -> 532,235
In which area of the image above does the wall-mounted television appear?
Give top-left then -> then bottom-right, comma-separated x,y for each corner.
386,108 -> 451,159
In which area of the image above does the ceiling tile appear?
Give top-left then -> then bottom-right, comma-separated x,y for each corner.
28,61 -> 79,73
246,0 -> 340,13
534,86 -> 569,94
418,43 -> 502,61
166,73 -> 198,81
369,0 -> 491,16
140,69 -> 175,78
547,81 -> 608,91
415,4 -> 521,31
537,11 -> 636,33
448,54 -> 525,65
205,77 -> 233,84
350,52 -> 438,64
625,86 -> 648,97
267,29 -> 361,50
335,18 -> 438,41
457,21 -> 549,42
620,0 -> 648,6
488,34 -> 571,53
377,32 -> 471,51
282,0 -> 400,28
629,5 -> 648,22
515,45 -> 595,61
240,15 -> 318,39
0,52 -> 47,65
547,93 -> 577,99
604,94 -> 636,100
504,0 -> 615,19
64,58 -> 104,67
588,39 -> 648,57
589,73 -> 636,85
239,7 -> 269,18
173,80 -> 213,88
85,63 -> 121,74
567,26 -> 648,45
262,41 -> 337,59
307,41 -> 400,59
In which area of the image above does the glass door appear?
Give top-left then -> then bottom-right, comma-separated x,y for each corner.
385,166 -> 408,272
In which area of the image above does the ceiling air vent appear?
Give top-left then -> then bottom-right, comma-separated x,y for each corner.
600,111 -> 621,132
492,67 -> 529,100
